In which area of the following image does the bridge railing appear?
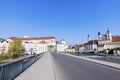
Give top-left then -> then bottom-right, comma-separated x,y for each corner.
0,53 -> 44,80
68,52 -> 120,64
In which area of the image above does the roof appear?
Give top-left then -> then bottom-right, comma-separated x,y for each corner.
61,39 -> 65,41
9,36 -> 55,41
0,38 -> 5,42
86,40 -> 98,45
112,36 -> 120,42
78,43 -> 87,48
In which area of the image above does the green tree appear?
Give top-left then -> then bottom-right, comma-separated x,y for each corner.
7,40 -> 25,58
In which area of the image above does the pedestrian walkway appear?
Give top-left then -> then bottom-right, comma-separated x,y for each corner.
15,53 -> 55,80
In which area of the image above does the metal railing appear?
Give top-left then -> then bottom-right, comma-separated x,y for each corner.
0,53 -> 44,80
68,52 -> 120,64
91,54 -> 120,64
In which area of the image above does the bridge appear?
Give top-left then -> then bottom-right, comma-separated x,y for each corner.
0,52 -> 120,80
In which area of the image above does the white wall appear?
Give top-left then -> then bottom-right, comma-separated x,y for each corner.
23,42 -> 48,54
0,41 -> 9,54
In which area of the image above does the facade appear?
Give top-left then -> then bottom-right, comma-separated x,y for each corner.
78,30 -> 120,54
56,39 -> 68,52
65,48 -> 75,53
78,43 -> 86,53
9,36 -> 56,54
97,30 -> 112,51
0,39 -> 9,54
85,40 -> 98,52
114,47 -> 120,55
0,36 -> 68,55
97,30 -> 120,54
23,42 -> 48,54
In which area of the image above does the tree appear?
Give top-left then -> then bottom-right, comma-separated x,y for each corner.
7,40 -> 25,58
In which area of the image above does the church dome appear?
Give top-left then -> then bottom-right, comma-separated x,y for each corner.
98,32 -> 101,35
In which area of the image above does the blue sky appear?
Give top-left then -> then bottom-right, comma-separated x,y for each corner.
0,0 -> 120,45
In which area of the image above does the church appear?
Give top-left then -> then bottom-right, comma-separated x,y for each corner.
97,30 -> 120,55
78,29 -> 120,55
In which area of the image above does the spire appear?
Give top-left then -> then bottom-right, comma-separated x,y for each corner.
87,34 -> 90,42
106,27 -> 112,40
88,34 -> 90,38
107,27 -> 110,34
98,32 -> 101,36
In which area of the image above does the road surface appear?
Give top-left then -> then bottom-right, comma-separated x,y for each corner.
51,53 -> 120,80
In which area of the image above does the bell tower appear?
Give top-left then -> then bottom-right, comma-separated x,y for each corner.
87,34 -> 91,42
106,28 -> 112,40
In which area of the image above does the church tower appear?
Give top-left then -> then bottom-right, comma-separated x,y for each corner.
60,39 -> 66,45
106,28 -> 112,40
87,34 -> 91,42
98,32 -> 101,40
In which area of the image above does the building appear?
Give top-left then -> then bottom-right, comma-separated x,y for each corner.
113,47 -> 120,55
98,30 -> 112,51
77,29 -> 120,54
98,30 -> 120,53
56,39 -> 68,52
9,36 -> 56,46
0,36 -> 68,55
0,39 -> 9,54
65,47 -> 75,53
22,41 -> 48,54
8,36 -> 56,54
78,43 -> 86,53
85,40 -> 98,52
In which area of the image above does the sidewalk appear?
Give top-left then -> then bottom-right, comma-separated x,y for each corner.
63,53 -> 120,70
15,53 -> 55,80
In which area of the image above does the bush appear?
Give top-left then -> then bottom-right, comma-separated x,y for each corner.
11,54 -> 19,59
108,49 -> 114,54
0,54 -> 10,61
103,49 -> 108,54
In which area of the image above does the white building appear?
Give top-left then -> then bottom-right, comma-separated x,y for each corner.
97,30 -> 120,52
85,40 -> 98,52
9,36 -> 56,54
9,36 -> 56,46
97,30 -> 112,51
0,36 -> 68,55
0,39 -> 9,54
114,47 -> 120,55
23,41 -> 48,54
82,35 -> 98,52
78,43 -> 86,53
56,39 -> 68,52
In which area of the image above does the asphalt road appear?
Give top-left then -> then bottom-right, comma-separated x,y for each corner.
51,53 -> 120,80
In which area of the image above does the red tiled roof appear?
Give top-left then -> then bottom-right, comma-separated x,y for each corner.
112,36 -> 120,42
9,36 -> 55,41
86,40 -> 98,45
78,43 -> 87,48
